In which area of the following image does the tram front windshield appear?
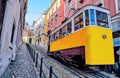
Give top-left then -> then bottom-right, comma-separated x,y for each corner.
87,9 -> 110,28
96,10 -> 109,28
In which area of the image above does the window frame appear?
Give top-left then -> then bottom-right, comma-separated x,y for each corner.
59,28 -> 63,38
74,13 -> 84,31
115,0 -> 120,13
96,10 -> 109,28
52,8 -> 54,14
51,18 -> 54,25
85,10 -> 90,26
67,22 -> 72,34
62,25 -> 67,37
55,14 -> 58,21
68,0 -> 72,11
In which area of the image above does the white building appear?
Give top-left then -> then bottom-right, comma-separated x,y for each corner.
34,14 -> 46,47
22,23 -> 30,43
0,0 -> 27,77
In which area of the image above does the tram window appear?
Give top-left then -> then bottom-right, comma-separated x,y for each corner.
113,31 -> 120,38
59,28 -> 62,38
53,33 -> 55,41
85,10 -> 89,26
56,31 -> 59,40
67,22 -> 72,34
54,33 -> 57,41
50,36 -> 52,43
74,13 -> 83,31
50,35 -> 54,42
96,11 -> 109,28
62,26 -> 67,36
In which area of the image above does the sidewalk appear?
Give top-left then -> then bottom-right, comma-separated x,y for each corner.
2,44 -> 38,78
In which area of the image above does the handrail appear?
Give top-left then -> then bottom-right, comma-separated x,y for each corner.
26,44 -> 58,78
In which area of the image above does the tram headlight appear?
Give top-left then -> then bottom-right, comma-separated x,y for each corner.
102,34 -> 107,39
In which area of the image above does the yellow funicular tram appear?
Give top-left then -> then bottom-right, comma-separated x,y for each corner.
48,5 -> 114,66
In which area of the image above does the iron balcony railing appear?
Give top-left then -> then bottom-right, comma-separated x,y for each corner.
26,44 -> 58,78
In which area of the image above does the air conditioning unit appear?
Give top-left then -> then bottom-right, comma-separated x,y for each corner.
96,0 -> 103,6
79,0 -> 83,3
68,0 -> 71,3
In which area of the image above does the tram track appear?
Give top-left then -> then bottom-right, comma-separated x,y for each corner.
50,55 -> 111,78
69,65 -> 111,78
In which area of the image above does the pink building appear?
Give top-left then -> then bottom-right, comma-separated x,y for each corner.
64,0 -> 116,19
48,0 -> 119,33
47,0 -> 64,31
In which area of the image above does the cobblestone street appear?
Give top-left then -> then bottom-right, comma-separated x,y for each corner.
2,44 -> 38,78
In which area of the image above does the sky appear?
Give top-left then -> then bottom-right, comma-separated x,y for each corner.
25,0 -> 52,26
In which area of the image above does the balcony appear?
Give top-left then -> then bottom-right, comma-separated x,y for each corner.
114,37 -> 120,47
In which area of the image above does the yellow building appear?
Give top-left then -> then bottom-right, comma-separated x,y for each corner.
43,14 -> 48,48
34,14 -> 46,47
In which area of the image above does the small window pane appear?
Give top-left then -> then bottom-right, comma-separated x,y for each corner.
59,29 -> 62,38
62,26 -> 67,36
50,35 -> 54,42
90,9 -> 95,25
55,14 -> 58,21
113,31 -> 120,38
96,11 -> 109,28
68,0 -> 72,11
51,19 -> 54,25
67,22 -> 72,34
118,0 -> 120,11
56,31 -> 59,40
85,10 -> 89,26
74,13 -> 83,31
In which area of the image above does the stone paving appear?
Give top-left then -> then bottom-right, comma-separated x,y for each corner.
3,44 -> 38,78
30,44 -> 118,78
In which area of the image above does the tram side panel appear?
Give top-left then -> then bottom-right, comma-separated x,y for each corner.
85,26 -> 115,65
49,26 -> 115,65
50,28 -> 86,52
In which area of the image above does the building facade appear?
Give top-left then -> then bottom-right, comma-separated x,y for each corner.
0,0 -> 27,77
47,0 -> 64,31
34,14 -> 47,47
43,14 -> 48,48
63,0 -> 116,19
22,23 -> 34,44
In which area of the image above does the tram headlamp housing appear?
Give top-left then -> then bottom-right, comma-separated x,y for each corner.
102,34 -> 107,39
